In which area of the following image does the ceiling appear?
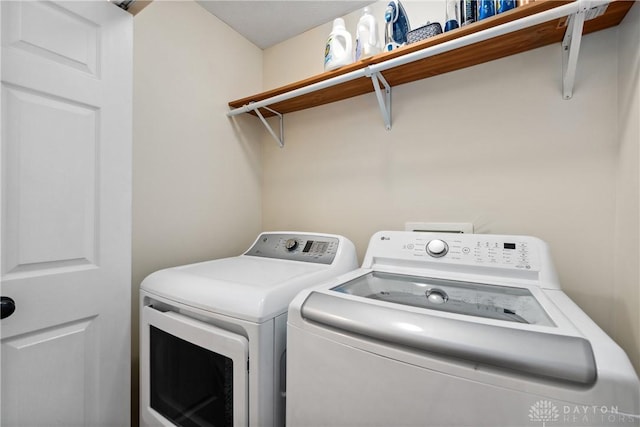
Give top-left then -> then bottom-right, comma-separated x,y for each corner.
196,1 -> 373,49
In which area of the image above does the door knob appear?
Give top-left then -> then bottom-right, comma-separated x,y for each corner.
1,296 -> 16,319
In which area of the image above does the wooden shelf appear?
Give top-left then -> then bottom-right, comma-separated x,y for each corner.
228,0 -> 633,118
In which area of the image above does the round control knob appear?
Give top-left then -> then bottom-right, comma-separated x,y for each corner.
426,239 -> 448,258
285,239 -> 298,251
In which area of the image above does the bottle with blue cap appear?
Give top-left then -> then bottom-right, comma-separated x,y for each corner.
444,0 -> 460,32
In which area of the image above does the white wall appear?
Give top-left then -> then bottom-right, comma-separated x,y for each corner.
614,2 -> 640,373
262,2 -> 639,372
132,1 -> 263,423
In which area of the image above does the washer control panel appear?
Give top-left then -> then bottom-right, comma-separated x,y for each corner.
428,237 -> 535,270
245,233 -> 340,265
371,232 -> 541,272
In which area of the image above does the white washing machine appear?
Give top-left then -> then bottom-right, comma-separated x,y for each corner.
287,231 -> 640,427
139,231 -> 357,427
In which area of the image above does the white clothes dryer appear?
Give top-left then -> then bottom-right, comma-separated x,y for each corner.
139,232 -> 357,427
287,231 -> 640,427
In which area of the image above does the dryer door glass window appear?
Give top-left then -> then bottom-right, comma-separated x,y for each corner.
150,326 -> 233,427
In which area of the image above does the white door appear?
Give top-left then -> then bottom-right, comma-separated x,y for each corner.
0,1 -> 132,426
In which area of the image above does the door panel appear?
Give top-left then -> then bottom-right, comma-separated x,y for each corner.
2,317 -> 98,426
2,1 -> 99,75
0,1 -> 132,426
3,85 -> 98,275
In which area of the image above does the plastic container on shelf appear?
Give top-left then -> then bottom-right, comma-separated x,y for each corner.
460,0 -> 477,26
355,7 -> 381,61
324,18 -> 353,71
497,0 -> 517,13
406,22 -> 443,44
444,0 -> 460,32
477,0 -> 496,20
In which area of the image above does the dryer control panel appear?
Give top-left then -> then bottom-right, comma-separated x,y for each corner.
245,233 -> 340,265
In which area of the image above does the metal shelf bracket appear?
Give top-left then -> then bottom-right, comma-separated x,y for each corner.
367,69 -> 392,130
253,103 -> 284,148
562,7 -> 586,100
562,0 -> 609,99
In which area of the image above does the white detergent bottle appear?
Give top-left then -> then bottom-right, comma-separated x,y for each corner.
355,7 -> 381,61
324,18 -> 353,71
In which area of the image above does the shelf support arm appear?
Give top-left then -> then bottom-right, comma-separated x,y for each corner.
562,2 -> 588,100
367,70 -> 392,130
252,104 -> 284,148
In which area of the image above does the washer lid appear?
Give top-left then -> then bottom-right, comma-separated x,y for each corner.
332,272 -> 555,326
301,286 -> 597,385
141,255 -> 328,323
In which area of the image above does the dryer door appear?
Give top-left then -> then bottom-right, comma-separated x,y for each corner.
140,305 -> 248,427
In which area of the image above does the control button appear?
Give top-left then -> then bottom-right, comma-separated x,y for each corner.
425,288 -> 448,304
426,239 -> 449,258
285,239 -> 298,251
462,247 -> 470,254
